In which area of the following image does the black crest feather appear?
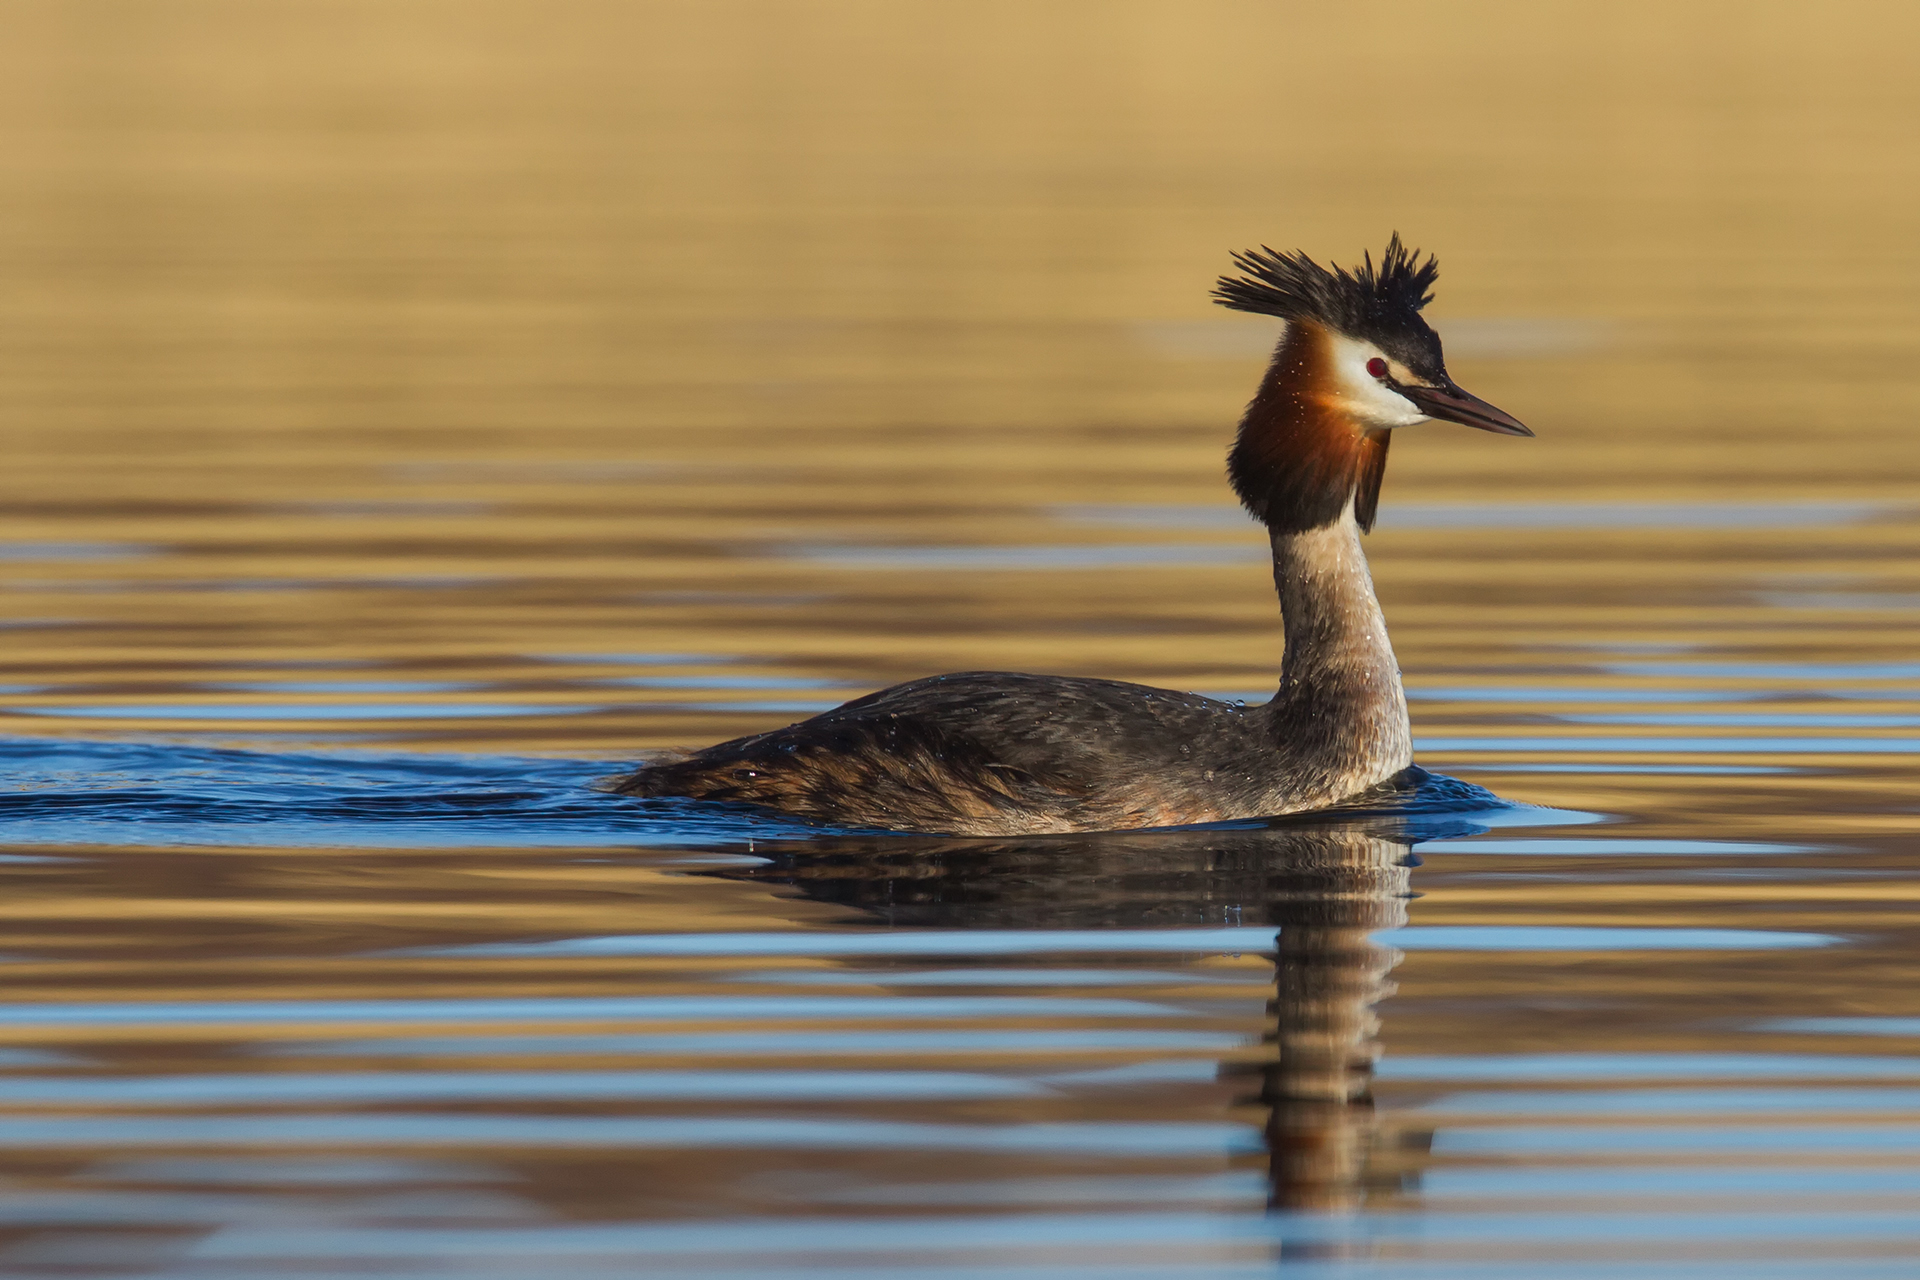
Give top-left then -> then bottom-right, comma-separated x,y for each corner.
1212,233 -> 1439,346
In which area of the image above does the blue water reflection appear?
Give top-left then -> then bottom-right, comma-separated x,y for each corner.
0,994 -> 1180,1026
1761,1018 -> 1920,1037
0,732 -> 1903,1280
267,1029 -> 1246,1058
1382,1054 -> 1920,1081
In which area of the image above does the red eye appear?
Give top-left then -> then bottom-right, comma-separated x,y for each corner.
1366,357 -> 1389,379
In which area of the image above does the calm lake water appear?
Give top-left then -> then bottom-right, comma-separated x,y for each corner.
3,2 -> 1920,1276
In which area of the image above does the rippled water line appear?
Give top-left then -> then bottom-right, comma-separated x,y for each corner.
1418,736 -> 1920,753
177,1207 -> 1920,1257
1759,592 -> 1920,610
0,1115 -> 1258,1154
1381,1054 -> 1920,1081
15,680 -> 1918,715
1464,763 -> 1800,774
0,1187 -> 535,1225
1606,662 -> 1920,680
817,1171 -> 1266,1206
0,1047 -> 79,1065
1760,1018 -> 1920,1037
0,994 -> 1183,1027
78,1155 -> 511,1185
3,704 -> 605,720
1420,1166 -> 1920,1196
263,1029 -> 1248,1058
1428,1088 -> 1920,1116
1404,688 -> 1771,703
13,575 -> 501,593
1435,1126 -> 1920,1154
0,541 -> 156,561
0,1069 -> 1069,1105
1415,688 -> 1920,704
29,703 -> 1918,728
1560,713 -> 1920,728
725,967 -> 1264,986
582,674 -> 854,690
402,925 -> 1839,960
535,653 -> 736,665
199,680 -> 488,694
258,1262 -> 1920,1280
781,543 -> 1266,570
1416,839 -> 1819,856
41,1059 -> 1904,1105
2,699 -> 849,721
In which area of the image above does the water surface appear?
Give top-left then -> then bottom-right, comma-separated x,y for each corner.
1,2 -> 1919,1277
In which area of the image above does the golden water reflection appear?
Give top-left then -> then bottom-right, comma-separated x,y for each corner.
1,0 -> 1919,1274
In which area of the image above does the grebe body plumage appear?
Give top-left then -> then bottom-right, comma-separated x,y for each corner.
612,237 -> 1531,834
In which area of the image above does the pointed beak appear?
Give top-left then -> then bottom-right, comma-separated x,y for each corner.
1400,381 -> 1534,437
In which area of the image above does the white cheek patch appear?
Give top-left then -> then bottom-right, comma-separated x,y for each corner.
1323,334 -> 1429,429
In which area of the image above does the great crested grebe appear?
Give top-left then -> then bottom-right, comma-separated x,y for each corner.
613,236 -> 1531,834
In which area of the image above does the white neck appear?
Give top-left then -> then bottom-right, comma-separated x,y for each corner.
1263,505 -> 1412,794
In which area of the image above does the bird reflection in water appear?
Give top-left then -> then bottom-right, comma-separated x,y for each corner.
714,803 -> 1489,1214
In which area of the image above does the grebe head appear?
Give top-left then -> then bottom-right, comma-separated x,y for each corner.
1212,234 -> 1532,534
